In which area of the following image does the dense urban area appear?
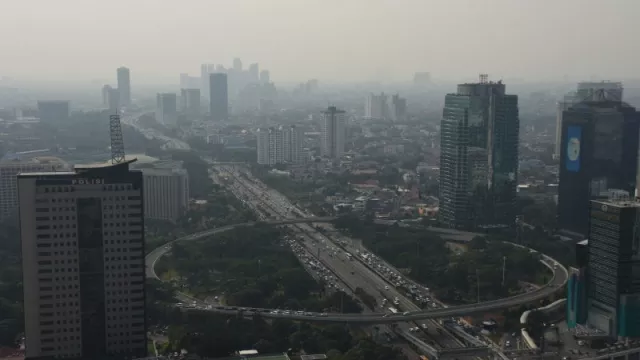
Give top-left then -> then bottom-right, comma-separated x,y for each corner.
1,5 -> 640,360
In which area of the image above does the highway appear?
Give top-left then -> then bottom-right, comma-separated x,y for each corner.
120,111 -> 191,150
144,168 -> 568,360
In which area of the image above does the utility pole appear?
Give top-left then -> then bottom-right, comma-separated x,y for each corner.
476,269 -> 480,303
502,256 -> 506,287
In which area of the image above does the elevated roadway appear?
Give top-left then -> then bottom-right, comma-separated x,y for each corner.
146,218 -> 569,324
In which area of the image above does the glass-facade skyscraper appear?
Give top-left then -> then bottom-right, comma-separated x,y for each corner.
209,73 -> 228,121
557,100 -> 640,237
567,197 -> 640,338
438,77 -> 519,230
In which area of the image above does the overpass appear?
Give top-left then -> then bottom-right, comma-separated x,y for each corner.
147,218 -> 569,324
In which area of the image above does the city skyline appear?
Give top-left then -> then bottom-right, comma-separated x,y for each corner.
1,0 -> 639,84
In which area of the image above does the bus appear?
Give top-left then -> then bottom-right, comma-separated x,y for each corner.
388,307 -> 398,314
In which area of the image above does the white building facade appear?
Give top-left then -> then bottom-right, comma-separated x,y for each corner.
18,161 -> 147,359
321,106 -> 346,159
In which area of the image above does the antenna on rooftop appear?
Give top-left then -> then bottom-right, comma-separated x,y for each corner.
109,114 -> 126,164
479,74 -> 489,84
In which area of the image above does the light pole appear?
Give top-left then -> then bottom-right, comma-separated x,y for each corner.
476,269 -> 480,303
502,256 -> 507,287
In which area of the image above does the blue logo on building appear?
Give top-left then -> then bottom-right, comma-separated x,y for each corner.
566,125 -> 582,172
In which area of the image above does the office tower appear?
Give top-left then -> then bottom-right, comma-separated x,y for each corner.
439,76 -> 519,230
580,196 -> 640,337
413,72 -> 431,86
321,106 -> 346,159
215,64 -> 226,73
390,94 -> 407,122
37,101 -> 70,122
260,70 -> 270,84
132,161 -> 189,222
554,82 -> 624,159
180,88 -> 201,118
233,57 -> 243,72
364,93 -> 389,120
200,64 -> 215,98
209,73 -> 228,121
156,93 -> 178,126
557,97 -> 640,237
116,67 -> 131,107
101,85 -> 112,107
249,63 -> 259,82
18,160 -> 147,359
0,157 -> 68,220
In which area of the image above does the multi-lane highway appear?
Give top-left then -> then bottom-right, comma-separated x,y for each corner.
120,112 -> 191,150
145,167 -> 567,360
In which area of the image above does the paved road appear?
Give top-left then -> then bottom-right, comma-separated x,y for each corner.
120,111 -> 191,150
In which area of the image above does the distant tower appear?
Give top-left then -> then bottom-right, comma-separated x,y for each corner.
156,93 -> 178,126
233,58 -> 243,72
209,73 -> 228,121
321,106 -> 346,159
260,70 -> 271,84
117,67 -> 131,107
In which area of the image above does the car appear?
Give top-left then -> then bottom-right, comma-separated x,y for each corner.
403,311 -> 410,316
384,286 -> 389,290
383,314 -> 390,318
421,324 -> 428,329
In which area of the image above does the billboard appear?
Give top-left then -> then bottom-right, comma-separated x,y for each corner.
566,125 -> 582,172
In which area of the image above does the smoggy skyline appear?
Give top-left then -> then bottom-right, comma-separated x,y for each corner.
1,0 -> 639,84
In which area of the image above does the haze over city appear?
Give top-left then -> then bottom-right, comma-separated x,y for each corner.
3,1 -> 640,360
1,0 -> 640,84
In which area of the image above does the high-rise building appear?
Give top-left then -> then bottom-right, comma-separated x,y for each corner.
156,93 -> 178,126
557,99 -> 640,237
101,85 -> 112,107
180,88 -> 201,118
283,125 -> 304,164
133,161 -> 189,222
116,67 -> 131,107
249,63 -> 259,83
233,57 -> 243,72
256,126 -> 304,165
18,160 -> 147,359
575,196 -> 640,337
259,70 -> 270,84
439,76 -> 519,230
390,94 -> 407,122
209,73 -> 228,121
321,106 -> 346,159
200,64 -> 216,98
0,157 -> 68,220
554,82 -> 623,159
364,93 -> 389,120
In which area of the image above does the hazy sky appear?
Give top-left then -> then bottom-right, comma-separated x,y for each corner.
1,0 -> 639,84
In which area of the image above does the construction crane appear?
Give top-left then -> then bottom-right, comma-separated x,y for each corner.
109,114 -> 126,164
